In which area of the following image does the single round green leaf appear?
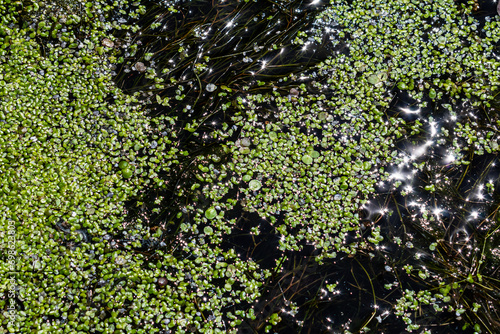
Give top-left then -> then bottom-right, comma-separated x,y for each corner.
204,226 -> 214,235
122,169 -> 133,178
205,207 -> 217,220
249,179 -> 262,191
367,74 -> 379,85
118,160 -> 129,170
302,155 -> 313,164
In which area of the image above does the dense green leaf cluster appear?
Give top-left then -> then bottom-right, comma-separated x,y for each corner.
0,1 -> 268,333
1,0 -> 499,332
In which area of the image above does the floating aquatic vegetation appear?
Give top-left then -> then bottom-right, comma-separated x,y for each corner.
220,84 -> 403,261
0,0 -> 268,332
1,0 -> 500,332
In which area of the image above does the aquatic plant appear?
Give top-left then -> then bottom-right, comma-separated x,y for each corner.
0,0 -> 268,332
1,0 -> 500,332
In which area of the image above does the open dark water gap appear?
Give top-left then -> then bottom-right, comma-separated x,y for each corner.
106,0 -> 500,333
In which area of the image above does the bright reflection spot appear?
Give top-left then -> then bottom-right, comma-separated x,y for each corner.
379,208 -> 389,215
430,121 -> 437,137
444,153 -> 455,164
412,146 -> 426,159
310,0 -> 321,4
411,141 -> 433,160
433,208 -> 442,216
400,106 -> 421,114
389,170 -> 405,180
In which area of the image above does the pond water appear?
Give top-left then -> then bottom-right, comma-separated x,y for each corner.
3,0 -> 500,333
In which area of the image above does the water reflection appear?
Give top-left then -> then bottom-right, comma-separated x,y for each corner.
366,86 -> 500,332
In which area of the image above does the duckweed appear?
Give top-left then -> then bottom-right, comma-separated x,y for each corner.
301,155 -> 313,165
121,168 -> 134,178
1,0 -> 500,332
118,160 -> 129,170
203,226 -> 214,235
248,179 -> 262,191
205,207 -> 217,220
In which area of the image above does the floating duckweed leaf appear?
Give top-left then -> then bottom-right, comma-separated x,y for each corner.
102,38 -> 114,48
429,88 -> 437,99
205,207 -> 217,220
248,179 -> 262,191
269,131 -> 278,141
397,82 -> 407,90
118,160 -> 129,169
122,168 -> 134,178
135,61 -> 146,72
240,147 -> 251,154
204,226 -> 214,235
318,112 -> 328,121
157,277 -> 168,287
367,74 -> 380,85
240,138 -> 251,147
302,155 -> 313,164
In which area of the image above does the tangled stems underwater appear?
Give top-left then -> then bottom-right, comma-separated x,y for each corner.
1,0 -> 500,333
